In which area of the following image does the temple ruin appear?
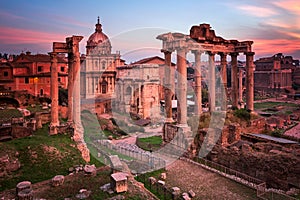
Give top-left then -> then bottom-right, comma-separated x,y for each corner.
157,23 -> 255,146
49,36 -> 90,162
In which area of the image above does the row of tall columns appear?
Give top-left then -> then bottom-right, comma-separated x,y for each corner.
162,49 -> 255,126
49,52 -> 59,135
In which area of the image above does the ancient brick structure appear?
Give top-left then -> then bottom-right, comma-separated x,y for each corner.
115,64 -> 160,119
254,53 -> 297,93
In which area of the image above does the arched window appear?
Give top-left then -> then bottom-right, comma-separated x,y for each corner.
40,89 -> 44,96
126,86 -> 132,95
102,61 -> 106,69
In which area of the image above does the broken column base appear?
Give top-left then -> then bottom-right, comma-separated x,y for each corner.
49,124 -> 59,135
72,125 -> 90,163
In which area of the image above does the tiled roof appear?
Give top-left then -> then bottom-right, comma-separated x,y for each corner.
14,53 -> 67,63
130,56 -> 176,66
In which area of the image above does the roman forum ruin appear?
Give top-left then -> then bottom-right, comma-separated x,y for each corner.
157,23 -> 255,124
49,35 -> 90,162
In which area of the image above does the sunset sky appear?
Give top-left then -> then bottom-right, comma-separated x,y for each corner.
0,0 -> 299,62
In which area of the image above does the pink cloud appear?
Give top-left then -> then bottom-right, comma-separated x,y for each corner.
253,38 -> 300,58
0,26 -> 68,44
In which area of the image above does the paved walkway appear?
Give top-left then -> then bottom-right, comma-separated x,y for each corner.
284,123 -> 300,139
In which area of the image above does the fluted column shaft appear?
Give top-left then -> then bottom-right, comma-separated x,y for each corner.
230,52 -> 239,108
163,50 -> 173,122
50,52 -> 59,135
193,50 -> 202,115
245,52 -> 255,112
177,48 -> 187,125
208,52 -> 216,112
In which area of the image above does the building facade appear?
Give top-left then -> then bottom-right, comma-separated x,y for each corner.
115,64 -> 161,120
0,51 -> 68,98
254,53 -> 296,92
80,18 -> 124,99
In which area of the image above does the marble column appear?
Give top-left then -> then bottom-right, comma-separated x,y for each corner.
49,52 -> 59,135
245,52 -> 255,112
163,50 -> 173,122
68,36 -> 90,162
67,52 -> 74,124
238,68 -> 243,106
138,83 -> 143,116
208,52 -> 216,112
177,48 -> 187,125
192,50 -> 202,115
230,52 -> 239,108
220,52 -> 227,111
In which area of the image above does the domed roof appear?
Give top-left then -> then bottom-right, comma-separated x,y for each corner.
87,17 -> 110,46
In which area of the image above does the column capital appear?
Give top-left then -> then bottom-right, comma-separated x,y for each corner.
230,52 -> 239,57
176,47 -> 188,54
244,51 -> 255,56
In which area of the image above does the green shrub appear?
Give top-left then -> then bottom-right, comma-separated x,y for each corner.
233,108 -> 251,121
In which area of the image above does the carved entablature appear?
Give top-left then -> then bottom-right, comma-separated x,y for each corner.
157,23 -> 254,55
235,41 -> 253,53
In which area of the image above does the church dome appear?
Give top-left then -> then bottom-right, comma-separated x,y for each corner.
86,17 -> 112,55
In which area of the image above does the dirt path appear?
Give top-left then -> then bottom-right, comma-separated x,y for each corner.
284,122 -> 300,139
165,160 -> 257,200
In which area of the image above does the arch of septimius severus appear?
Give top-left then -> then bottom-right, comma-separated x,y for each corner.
157,23 -> 255,128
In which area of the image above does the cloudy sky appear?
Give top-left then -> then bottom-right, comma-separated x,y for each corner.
0,0 -> 299,62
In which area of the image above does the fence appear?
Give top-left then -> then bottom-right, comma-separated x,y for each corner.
185,157 -> 298,200
96,140 -> 166,171
137,173 -> 175,200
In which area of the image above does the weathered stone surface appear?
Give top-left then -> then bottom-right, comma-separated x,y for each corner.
51,175 -> 65,187
148,177 -> 156,185
75,189 -> 91,199
171,187 -> 180,195
205,142 -> 300,190
188,189 -> 196,198
182,192 -> 191,200
160,172 -> 166,180
16,181 -> 32,194
111,172 -> 128,193
157,180 -> 165,186
17,188 -> 33,200
83,164 -> 96,176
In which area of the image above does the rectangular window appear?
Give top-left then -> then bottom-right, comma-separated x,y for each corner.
37,66 -> 42,72
58,77 -> 61,82
25,77 -> 29,84
60,66 -> 65,72
3,71 -> 8,77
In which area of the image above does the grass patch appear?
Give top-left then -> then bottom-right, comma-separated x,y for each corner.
0,124 -> 103,192
136,136 -> 163,152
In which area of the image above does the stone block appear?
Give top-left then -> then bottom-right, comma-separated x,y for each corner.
188,189 -> 196,198
182,192 -> 191,200
160,172 -> 167,180
157,180 -> 165,186
52,175 -> 65,187
148,177 -> 156,185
